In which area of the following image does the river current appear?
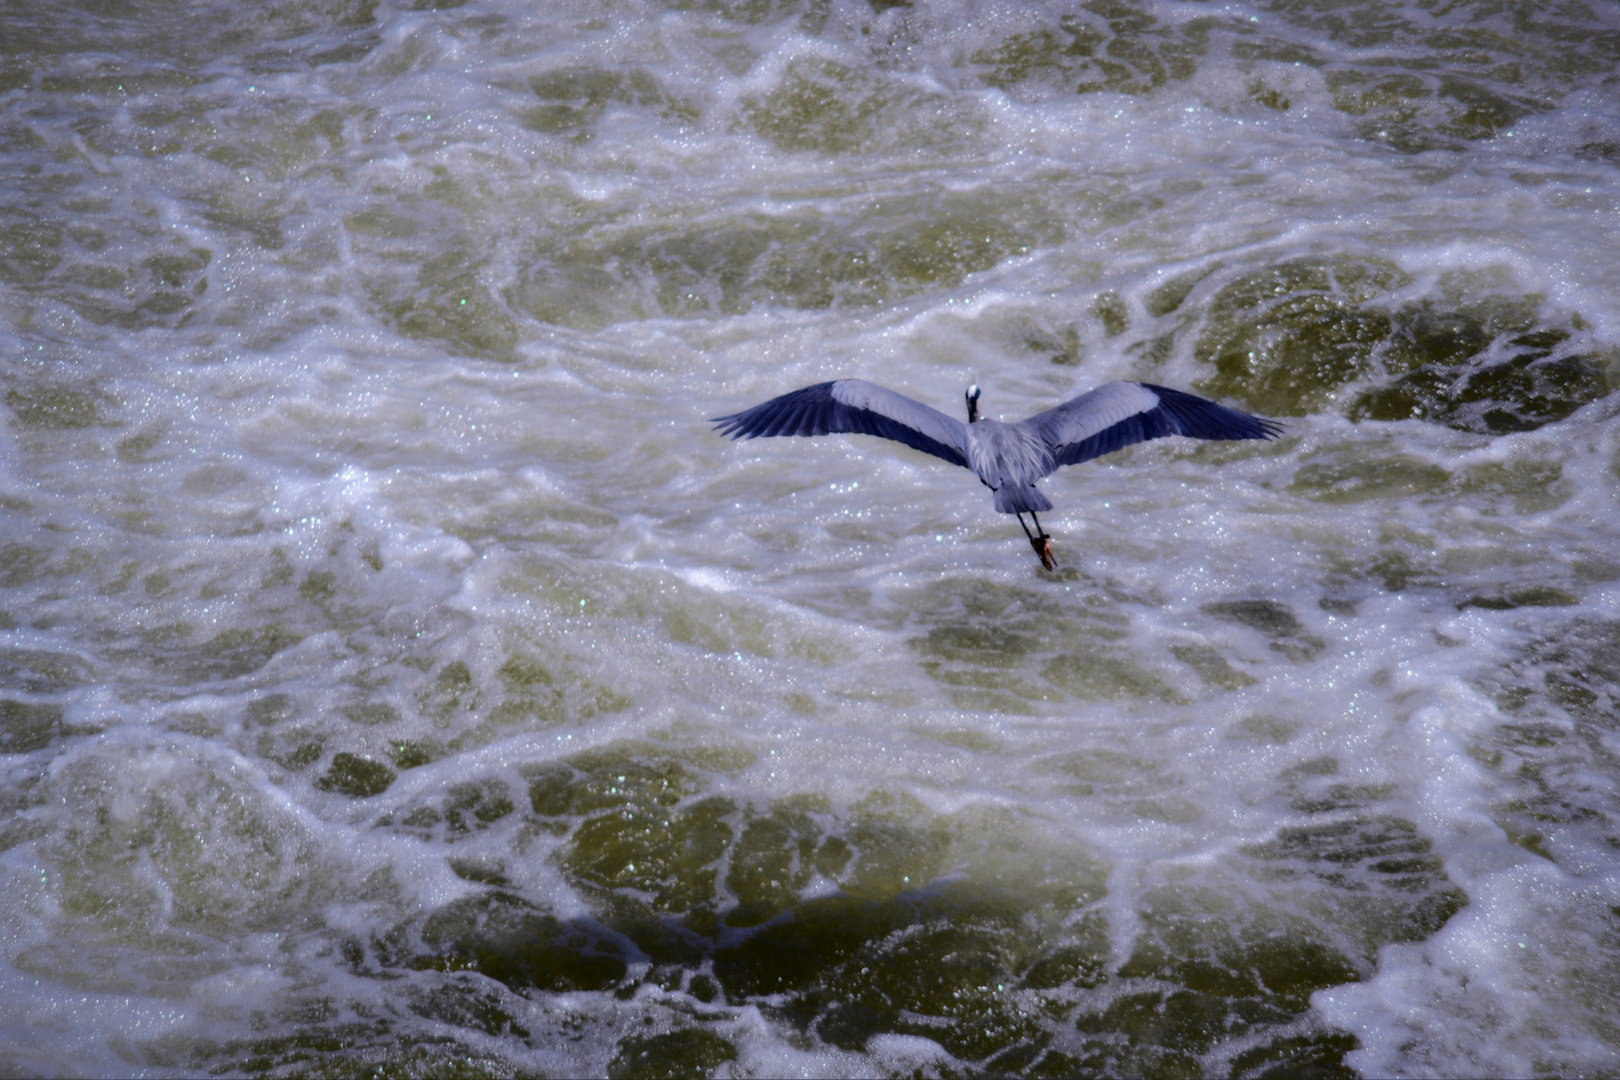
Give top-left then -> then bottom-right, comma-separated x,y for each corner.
3,0 -> 1619,1076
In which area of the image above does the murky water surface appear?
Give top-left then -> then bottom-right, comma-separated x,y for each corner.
3,0 -> 1620,1075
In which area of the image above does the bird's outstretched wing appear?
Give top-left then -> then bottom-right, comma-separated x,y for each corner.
1025,381 -> 1282,473
712,379 -> 970,468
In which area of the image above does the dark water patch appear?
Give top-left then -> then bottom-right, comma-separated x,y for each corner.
965,0 -> 1615,160
517,748 -> 1114,1062
524,742 -> 743,819
1476,619 -> 1620,869
1522,619 -> 1620,728
904,576 -> 1183,711
1323,69 -> 1536,153
342,701 -> 399,729
1034,747 -> 1179,803
0,648 -> 90,694
315,752 -> 395,798
0,198 -> 213,329
381,777 -> 514,838
411,891 -> 628,992
0,699 -> 63,753
245,692 -> 300,725
1194,255 -> 1411,418
714,883 -> 1083,1062
416,660 -> 475,727
1036,759 -> 1467,1079
1457,586 -> 1579,612
1237,0 -> 1614,152
524,742 -> 750,956
220,739 -> 1477,1075
1292,450 -> 1576,535
266,735 -> 323,772
5,382 -> 117,429
0,210 -> 63,285
1485,618 -> 1620,731
3,0 -> 378,70
1145,263 -> 1223,319
1062,860 -> 1381,1076
1118,885 -> 1358,1005
1073,990 -> 1334,1077
1245,760 -> 1470,957
132,1023 -> 521,1079
1193,258 -> 1616,430
447,856 -> 509,887
155,625 -> 304,683
1353,338 -> 1616,434
971,6 -> 1207,98
522,65 -> 697,136
1289,454 -> 1451,505
567,793 -> 736,922
1230,714 -> 1301,744
506,188 -> 1063,329
608,1029 -> 737,1080
437,650 -> 631,751
1171,643 -> 1258,690
1246,816 -> 1457,905
0,544 -> 52,589
1092,290 -> 1130,336
1043,651 -> 1189,706
724,793 -> 844,928
0,773 -> 49,854
1233,1030 -> 1359,1080
1348,285 -> 1618,433
1245,815 -> 1470,961
655,0 -> 810,26
741,56 -> 978,156
409,976 -> 529,1038
1202,599 -> 1325,663
371,245 -> 519,360
812,907 -> 1053,1059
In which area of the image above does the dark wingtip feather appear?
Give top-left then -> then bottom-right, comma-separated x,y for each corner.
1139,383 -> 1284,443
709,413 -> 751,439
710,380 -> 969,468
710,382 -> 840,441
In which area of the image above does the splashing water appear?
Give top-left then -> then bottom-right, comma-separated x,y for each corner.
3,0 -> 1620,1076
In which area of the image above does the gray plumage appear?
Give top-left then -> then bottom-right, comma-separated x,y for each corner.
712,378 -> 1281,567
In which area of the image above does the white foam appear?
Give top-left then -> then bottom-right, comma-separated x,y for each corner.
2,0 -> 1619,1073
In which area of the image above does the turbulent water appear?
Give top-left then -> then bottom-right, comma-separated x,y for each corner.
3,0 -> 1620,1076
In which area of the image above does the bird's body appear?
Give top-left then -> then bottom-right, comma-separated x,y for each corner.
712,378 -> 1281,569
965,417 -> 1055,513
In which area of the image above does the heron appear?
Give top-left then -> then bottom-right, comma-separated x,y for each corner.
712,379 -> 1282,570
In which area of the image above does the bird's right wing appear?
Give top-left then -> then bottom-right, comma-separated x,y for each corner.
712,379 -> 970,469
1025,381 -> 1282,473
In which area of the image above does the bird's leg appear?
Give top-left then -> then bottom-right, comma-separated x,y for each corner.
1017,513 -> 1056,571
1030,514 -> 1056,573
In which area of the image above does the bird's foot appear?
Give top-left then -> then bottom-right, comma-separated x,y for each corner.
1031,534 -> 1055,571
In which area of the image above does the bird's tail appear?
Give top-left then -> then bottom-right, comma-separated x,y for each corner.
995,484 -> 1053,514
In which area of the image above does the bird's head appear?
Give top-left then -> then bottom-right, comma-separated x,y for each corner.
965,383 -> 981,423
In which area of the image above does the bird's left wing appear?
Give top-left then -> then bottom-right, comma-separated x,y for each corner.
1025,381 -> 1282,473
712,379 -> 969,468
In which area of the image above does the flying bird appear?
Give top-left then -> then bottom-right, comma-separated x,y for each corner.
712,379 -> 1282,570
